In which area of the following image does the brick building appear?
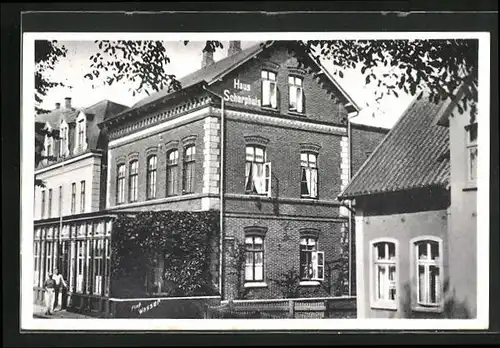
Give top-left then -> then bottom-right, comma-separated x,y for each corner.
100,40 -> 388,301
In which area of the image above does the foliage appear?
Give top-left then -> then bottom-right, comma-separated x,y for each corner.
35,40 -> 68,114
110,210 -> 219,298
271,269 -> 302,299
35,39 -> 478,123
395,279 -> 472,319
307,39 -> 478,122
226,240 -> 250,299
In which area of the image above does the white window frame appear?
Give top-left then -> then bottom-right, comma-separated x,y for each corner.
43,123 -> 54,162
147,155 -> 158,199
465,123 -> 478,187
182,145 -> 196,194
80,180 -> 86,213
245,145 -> 271,197
369,238 -> 398,310
261,70 -> 277,109
75,112 -> 87,153
299,237 -> 324,282
288,75 -> 304,113
59,120 -> 69,158
300,152 -> 318,199
76,240 -> 85,293
411,236 -> 444,312
116,164 -> 126,204
166,149 -> 179,196
244,235 -> 265,283
128,160 -> 139,202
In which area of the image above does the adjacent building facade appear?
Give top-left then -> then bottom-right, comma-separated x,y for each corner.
340,91 -> 477,319
33,99 -> 127,306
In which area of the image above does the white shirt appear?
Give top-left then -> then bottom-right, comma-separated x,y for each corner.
53,274 -> 67,287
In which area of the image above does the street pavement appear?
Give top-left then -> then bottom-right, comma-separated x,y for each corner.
33,303 -> 93,319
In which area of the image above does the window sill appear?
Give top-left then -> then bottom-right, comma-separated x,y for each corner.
370,301 -> 397,311
288,111 -> 306,117
300,196 -> 319,201
299,280 -> 321,287
412,305 -> 443,314
244,282 -> 268,288
261,106 -> 279,113
463,186 -> 477,192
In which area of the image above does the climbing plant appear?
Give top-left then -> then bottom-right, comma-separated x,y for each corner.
110,210 -> 219,298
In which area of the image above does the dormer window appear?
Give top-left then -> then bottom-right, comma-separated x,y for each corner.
59,121 -> 69,158
44,124 -> 54,163
75,112 -> 87,153
78,120 -> 85,150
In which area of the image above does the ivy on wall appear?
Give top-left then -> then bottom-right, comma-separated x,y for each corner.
110,210 -> 219,298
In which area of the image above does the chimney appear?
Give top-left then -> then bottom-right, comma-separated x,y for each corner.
55,102 -> 61,109
228,41 -> 242,56
201,50 -> 214,69
64,97 -> 72,110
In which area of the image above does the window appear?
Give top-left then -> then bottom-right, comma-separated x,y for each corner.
182,146 -> 196,194
414,239 -> 442,308
76,240 -> 84,293
288,76 -> 304,113
245,236 -> 264,282
299,237 -> 324,281
104,239 -> 111,296
128,160 -> 138,202
300,152 -> 318,198
116,164 -> 126,204
48,189 -> 53,218
46,241 -> 53,277
34,242 -> 40,286
261,70 -> 277,109
371,240 -> 397,308
466,123 -> 478,185
245,145 -> 271,196
77,119 -> 85,150
46,140 -> 53,159
71,183 -> 76,214
146,155 -> 157,199
58,185 -> 63,216
59,125 -> 68,157
93,239 -> 104,295
80,181 -> 86,213
41,190 -> 46,218
166,150 -> 179,196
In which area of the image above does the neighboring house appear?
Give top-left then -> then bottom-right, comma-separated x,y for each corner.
97,40 -> 388,302
32,98 -> 128,305
435,85 -> 478,319
339,91 -> 477,319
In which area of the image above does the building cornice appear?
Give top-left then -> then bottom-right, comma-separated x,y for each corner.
34,150 -> 102,175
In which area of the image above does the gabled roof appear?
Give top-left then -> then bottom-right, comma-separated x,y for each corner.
339,94 -> 450,199
104,40 -> 360,125
35,99 -> 128,129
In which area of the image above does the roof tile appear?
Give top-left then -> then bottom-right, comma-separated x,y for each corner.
340,94 -> 450,198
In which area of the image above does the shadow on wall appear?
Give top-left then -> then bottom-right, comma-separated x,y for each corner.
391,279 -> 472,319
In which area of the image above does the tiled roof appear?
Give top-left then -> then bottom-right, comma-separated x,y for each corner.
339,94 -> 450,199
105,40 -> 360,124
131,42 -> 268,110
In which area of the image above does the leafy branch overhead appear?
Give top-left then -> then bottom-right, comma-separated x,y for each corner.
306,39 -> 478,121
84,40 -> 182,97
35,39 -> 478,121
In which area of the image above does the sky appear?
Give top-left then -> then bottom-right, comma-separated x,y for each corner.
39,40 -> 414,129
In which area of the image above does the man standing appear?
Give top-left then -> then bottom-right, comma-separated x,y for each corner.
52,268 -> 67,311
43,272 -> 56,315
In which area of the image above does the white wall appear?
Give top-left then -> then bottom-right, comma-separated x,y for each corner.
34,153 -> 102,220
